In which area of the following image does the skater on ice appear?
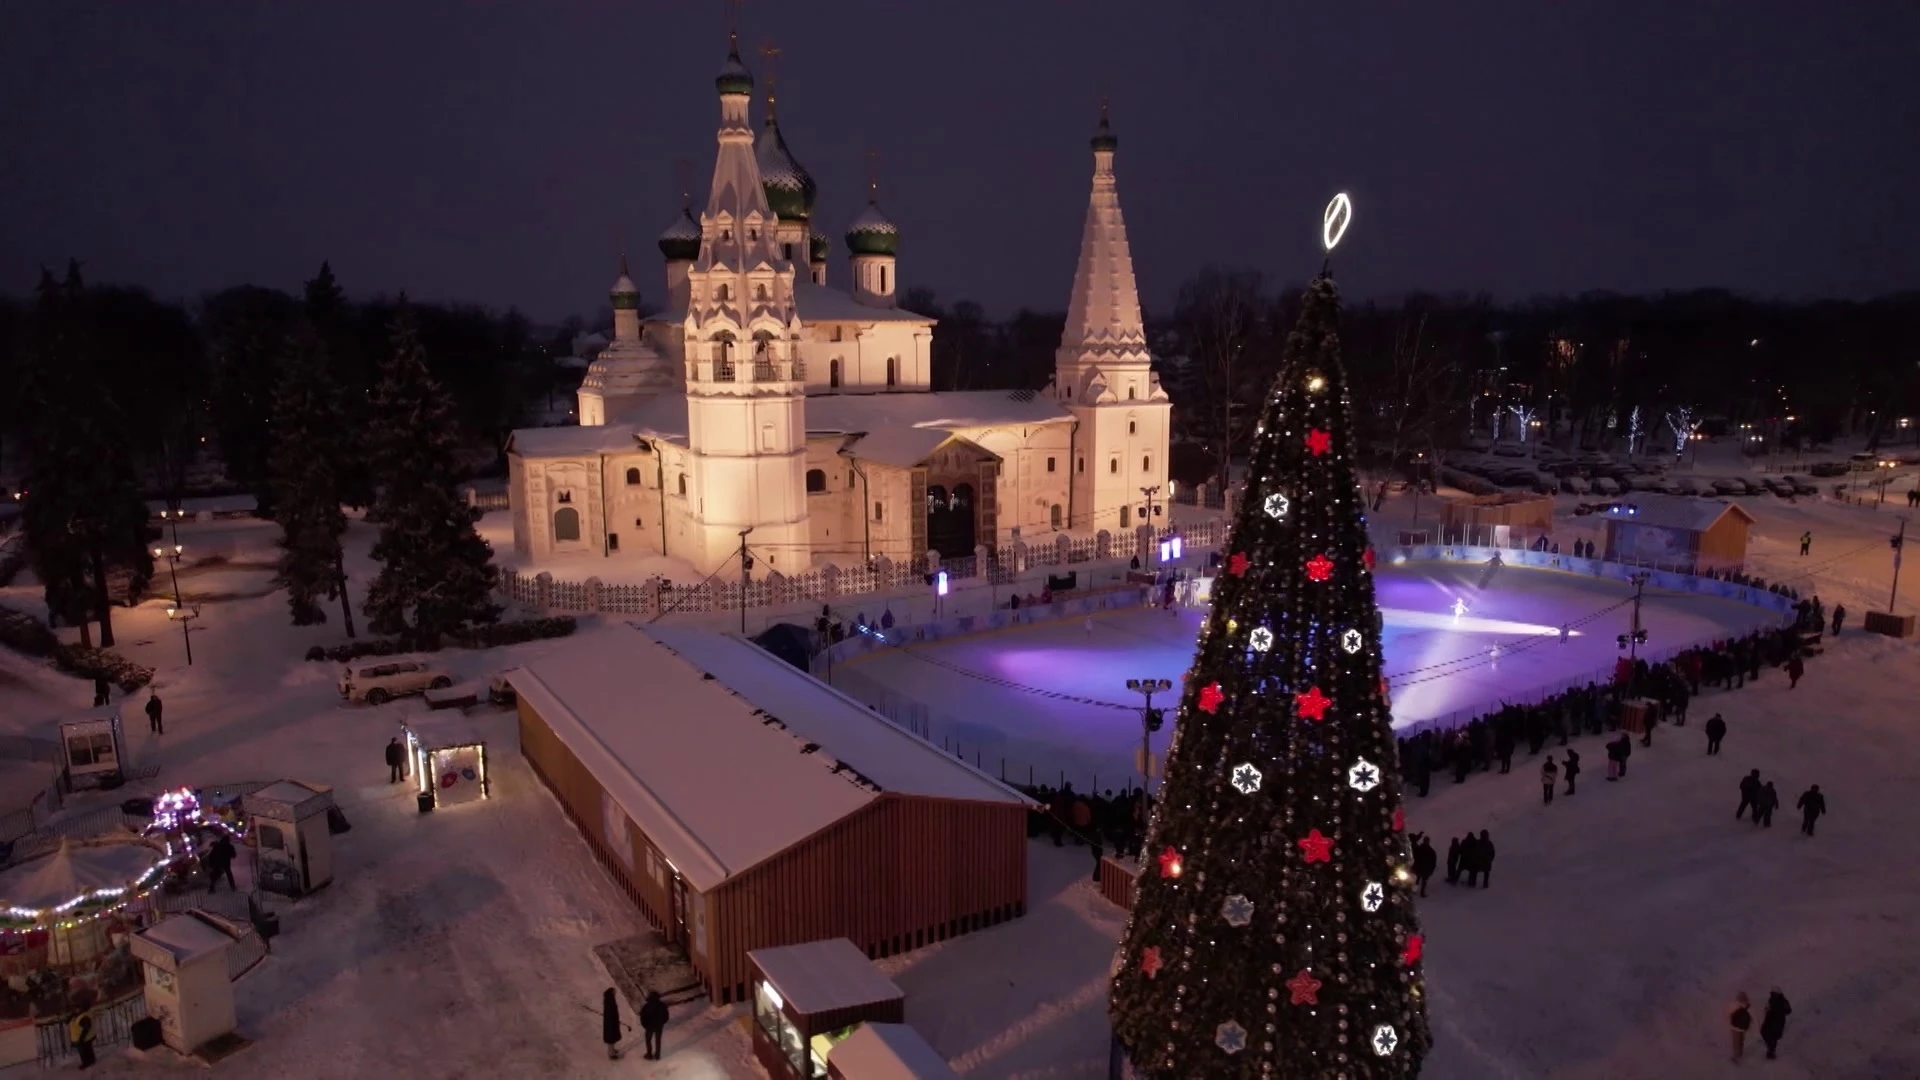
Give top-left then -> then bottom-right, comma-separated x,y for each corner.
1451,597 -> 1468,619
1760,988 -> 1793,1059
1796,785 -> 1826,836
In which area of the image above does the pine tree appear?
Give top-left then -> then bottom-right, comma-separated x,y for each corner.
1110,274 -> 1431,1078
363,299 -> 499,642
19,264 -> 155,649
268,321 -> 352,629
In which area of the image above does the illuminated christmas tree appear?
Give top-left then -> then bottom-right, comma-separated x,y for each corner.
1109,196 -> 1431,1078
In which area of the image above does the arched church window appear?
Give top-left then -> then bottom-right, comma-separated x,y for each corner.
806,469 -> 827,494
716,284 -> 731,302
625,467 -> 641,486
1143,455 -> 1152,473
880,266 -> 889,293
829,359 -> 841,389
722,228 -> 732,241
1051,504 -> 1063,530
755,284 -> 768,301
556,490 -> 572,504
886,357 -> 897,387
1109,458 -> 1119,474
1128,386 -> 1136,400
1129,419 -> 1137,435
749,228 -> 759,241
677,473 -> 688,496
553,506 -> 581,542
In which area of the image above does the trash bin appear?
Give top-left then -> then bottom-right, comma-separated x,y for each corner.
416,791 -> 434,813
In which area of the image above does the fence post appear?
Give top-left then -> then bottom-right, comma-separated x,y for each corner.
534,572 -> 554,612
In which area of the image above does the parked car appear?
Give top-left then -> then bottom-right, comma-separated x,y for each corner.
1782,476 -> 1817,496
1671,476 -> 1702,496
1809,461 -> 1849,478
340,659 -> 452,705
1591,477 -> 1622,496
1561,475 -> 1591,495
1710,479 -> 1743,495
1763,477 -> 1794,497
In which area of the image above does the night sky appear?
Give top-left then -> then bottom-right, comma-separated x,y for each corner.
3,2 -> 1916,322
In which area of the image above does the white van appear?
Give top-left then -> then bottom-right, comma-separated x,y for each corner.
339,659 -> 451,705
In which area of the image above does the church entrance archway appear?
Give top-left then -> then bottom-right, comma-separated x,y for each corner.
926,483 -> 976,558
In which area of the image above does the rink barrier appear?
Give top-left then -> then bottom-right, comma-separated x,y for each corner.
1388,545 -> 1800,619
814,584 -> 1154,673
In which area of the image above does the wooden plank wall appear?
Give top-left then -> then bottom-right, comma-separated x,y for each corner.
704,793 -> 1029,1004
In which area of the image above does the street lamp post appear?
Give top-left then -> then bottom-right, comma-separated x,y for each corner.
1139,484 -> 1161,535
151,542 -> 184,607
1124,676 -> 1173,845
736,527 -> 754,634
1617,572 -> 1649,661
165,602 -> 199,667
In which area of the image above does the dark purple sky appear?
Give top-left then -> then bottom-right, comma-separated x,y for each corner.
3,2 -> 1916,322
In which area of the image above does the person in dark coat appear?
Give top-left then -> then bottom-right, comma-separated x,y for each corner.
1563,748 -> 1580,795
1460,833 -> 1483,888
1785,655 -> 1805,688
1755,781 -> 1779,828
1730,992 -> 1753,1062
1472,829 -> 1496,888
385,737 -> 406,784
1411,835 -> 1437,896
602,987 -> 623,1059
205,833 -> 237,893
1704,713 -> 1727,755
1796,785 -> 1826,836
92,676 -> 110,708
1541,756 -> 1558,805
145,690 -> 164,734
1831,604 -> 1846,636
1444,836 -> 1462,885
1494,726 -> 1515,774
639,990 -> 670,1060
1759,988 -> 1792,1059
1736,770 -> 1762,820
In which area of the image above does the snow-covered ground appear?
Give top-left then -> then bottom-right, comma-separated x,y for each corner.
832,562 -> 1782,791
0,482 -> 1909,1077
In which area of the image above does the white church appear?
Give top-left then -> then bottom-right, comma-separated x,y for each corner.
506,37 -> 1171,576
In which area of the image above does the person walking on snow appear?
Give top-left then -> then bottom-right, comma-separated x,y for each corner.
1796,785 -> 1826,836
92,676 -> 110,708
1495,726 -> 1515,774
1444,836 -> 1462,886
67,1003 -> 95,1069
1563,748 -> 1580,795
1542,756 -> 1559,805
1729,992 -> 1753,1062
385,737 -> 405,784
1799,531 -> 1812,556
1759,988 -> 1792,1060
1475,829 -> 1495,888
1754,781 -> 1780,828
1704,713 -> 1727,755
205,833 -> 237,892
145,690 -> 164,735
639,990 -> 670,1061
1736,770 -> 1762,820
1459,833 -> 1482,888
601,987 -> 623,1060
1831,605 -> 1847,636
1411,835 -> 1437,897
1786,654 -> 1805,689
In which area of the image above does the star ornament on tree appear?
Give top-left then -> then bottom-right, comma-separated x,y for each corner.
1264,492 -> 1291,520
1372,1025 -> 1399,1056
1285,969 -> 1323,1005
1294,686 -> 1332,722
1221,894 -> 1255,927
1139,945 -> 1164,978
1230,762 -> 1263,795
1305,428 -> 1333,456
1226,551 -> 1250,577
1305,553 -> 1335,582
1297,828 -> 1334,864
1215,1021 -> 1248,1055
1360,881 -> 1386,912
1156,846 -> 1184,879
1341,628 -> 1363,654
1402,934 -> 1425,966
1249,626 -> 1274,652
1197,682 -> 1226,714
1347,757 -> 1380,793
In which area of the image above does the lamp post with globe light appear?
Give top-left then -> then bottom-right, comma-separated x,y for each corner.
166,602 -> 199,667
1125,677 -> 1174,841
151,542 -> 184,608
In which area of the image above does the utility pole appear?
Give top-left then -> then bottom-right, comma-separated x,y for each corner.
1125,677 -> 1173,844
1890,519 -> 1907,613
1621,572 -> 1649,660
737,527 -> 754,634
1140,484 -> 1161,535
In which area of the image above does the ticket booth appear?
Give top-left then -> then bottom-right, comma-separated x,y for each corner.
243,781 -> 336,897
748,939 -> 905,1080
130,912 -> 238,1055
403,716 -> 491,810
828,1023 -> 960,1080
58,710 -> 126,790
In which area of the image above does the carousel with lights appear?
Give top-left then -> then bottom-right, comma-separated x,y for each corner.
0,833 -> 174,1025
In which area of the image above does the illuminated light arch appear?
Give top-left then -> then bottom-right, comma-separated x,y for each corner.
1323,192 -> 1353,252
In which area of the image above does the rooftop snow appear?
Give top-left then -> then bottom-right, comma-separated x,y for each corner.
136,911 -> 239,964
807,390 -> 1071,433
644,625 -> 1032,807
405,711 -> 489,749
791,280 -> 931,324
508,425 -> 641,457
748,937 -> 903,1016
1602,494 -> 1755,533
828,1023 -> 962,1079
506,630 -> 878,893
840,427 -> 960,468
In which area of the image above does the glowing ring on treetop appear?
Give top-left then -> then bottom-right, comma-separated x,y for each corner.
1323,192 -> 1353,253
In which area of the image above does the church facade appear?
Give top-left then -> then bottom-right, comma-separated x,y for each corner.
507,38 -> 1171,576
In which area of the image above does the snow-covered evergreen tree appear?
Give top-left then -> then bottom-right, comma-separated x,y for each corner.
268,320 -> 352,629
363,299 -> 499,641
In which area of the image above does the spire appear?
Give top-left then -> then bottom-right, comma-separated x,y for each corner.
1058,104 -> 1148,367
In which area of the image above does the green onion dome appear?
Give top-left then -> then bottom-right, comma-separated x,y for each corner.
610,257 -> 639,310
658,207 -> 701,262
1091,110 -> 1118,153
756,118 -> 817,221
845,201 -> 898,257
716,40 -> 754,97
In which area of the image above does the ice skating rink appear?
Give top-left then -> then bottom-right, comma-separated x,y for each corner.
831,561 -> 1784,791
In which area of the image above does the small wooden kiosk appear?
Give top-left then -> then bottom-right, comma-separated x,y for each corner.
749,939 -> 904,1080
242,781 -> 336,897
130,912 -> 238,1055
58,709 -> 126,790
828,1023 -> 960,1080
403,715 -> 490,809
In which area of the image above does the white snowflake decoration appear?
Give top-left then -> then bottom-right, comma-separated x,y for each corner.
1341,628 -> 1363,654
1264,493 -> 1290,520
1371,1024 -> 1399,1056
1360,881 -> 1385,912
1230,763 -> 1263,795
1347,758 -> 1380,793
1216,1021 -> 1248,1055
1249,626 -> 1274,652
1221,894 -> 1254,927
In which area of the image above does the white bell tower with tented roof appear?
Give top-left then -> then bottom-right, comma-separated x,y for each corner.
1052,104 -> 1171,533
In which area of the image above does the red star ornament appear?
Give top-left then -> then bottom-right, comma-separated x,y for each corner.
1197,682 -> 1226,714
1363,546 -> 1377,571
1393,807 -> 1406,833
1305,428 -> 1333,456
1402,934 -> 1424,966
1140,945 -> 1164,978
1297,828 -> 1334,864
1305,554 -> 1335,582
1156,846 -> 1184,879
1227,551 -> 1250,577
1294,686 -> 1332,722
1285,969 -> 1323,1005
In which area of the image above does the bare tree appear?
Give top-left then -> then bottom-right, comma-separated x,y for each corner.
1361,313 -> 1462,509
1175,267 -> 1267,492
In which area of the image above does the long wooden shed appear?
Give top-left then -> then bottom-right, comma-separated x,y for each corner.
1600,494 -> 1757,573
509,624 -> 1034,1005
